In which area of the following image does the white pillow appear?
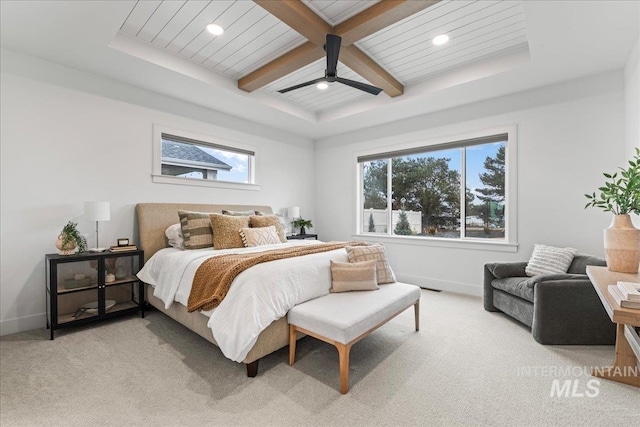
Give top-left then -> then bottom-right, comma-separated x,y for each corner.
525,244 -> 577,276
165,223 -> 184,249
239,226 -> 281,247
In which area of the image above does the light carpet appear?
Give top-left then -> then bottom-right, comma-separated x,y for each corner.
1,290 -> 638,426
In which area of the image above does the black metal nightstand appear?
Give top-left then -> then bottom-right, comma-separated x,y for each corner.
287,234 -> 318,240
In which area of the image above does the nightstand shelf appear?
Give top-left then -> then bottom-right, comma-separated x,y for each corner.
287,234 -> 318,240
45,250 -> 144,339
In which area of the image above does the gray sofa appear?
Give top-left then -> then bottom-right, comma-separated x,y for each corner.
483,254 -> 615,345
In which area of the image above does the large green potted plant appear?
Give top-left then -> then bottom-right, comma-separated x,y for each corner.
292,218 -> 313,235
585,147 -> 640,273
55,221 -> 88,255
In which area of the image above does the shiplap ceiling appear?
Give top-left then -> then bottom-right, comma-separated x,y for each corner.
118,0 -> 528,114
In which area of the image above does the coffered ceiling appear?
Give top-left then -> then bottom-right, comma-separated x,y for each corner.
0,1 -> 638,139
116,0 -> 529,114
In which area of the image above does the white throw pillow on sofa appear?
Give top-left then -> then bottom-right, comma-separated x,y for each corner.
525,244 -> 577,276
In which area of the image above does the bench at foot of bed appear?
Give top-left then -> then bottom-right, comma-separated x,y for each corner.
287,282 -> 421,393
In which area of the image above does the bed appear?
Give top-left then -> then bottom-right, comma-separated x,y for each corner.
135,203 -> 344,377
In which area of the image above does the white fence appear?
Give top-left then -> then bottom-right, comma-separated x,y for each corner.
362,209 -> 422,234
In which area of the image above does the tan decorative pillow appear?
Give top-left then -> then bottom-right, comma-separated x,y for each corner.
330,260 -> 379,293
239,226 -> 281,247
249,215 -> 286,243
209,214 -> 249,250
345,244 -> 396,284
178,211 -> 214,250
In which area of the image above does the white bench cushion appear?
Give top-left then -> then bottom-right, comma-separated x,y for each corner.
288,282 -> 421,344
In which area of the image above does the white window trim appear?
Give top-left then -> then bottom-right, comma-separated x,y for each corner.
152,124 -> 260,191
354,124 -> 518,252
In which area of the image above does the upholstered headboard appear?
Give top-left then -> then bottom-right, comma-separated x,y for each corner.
135,203 -> 273,263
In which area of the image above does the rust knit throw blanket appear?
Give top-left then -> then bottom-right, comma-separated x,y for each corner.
187,241 -> 368,312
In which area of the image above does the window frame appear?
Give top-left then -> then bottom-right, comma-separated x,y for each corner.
354,125 -> 518,252
152,124 -> 260,191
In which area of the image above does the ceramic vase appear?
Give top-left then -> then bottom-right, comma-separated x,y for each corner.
55,234 -> 76,255
603,214 -> 640,273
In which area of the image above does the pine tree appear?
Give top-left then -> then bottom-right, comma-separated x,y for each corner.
476,145 -> 505,228
394,210 -> 412,235
368,212 -> 376,232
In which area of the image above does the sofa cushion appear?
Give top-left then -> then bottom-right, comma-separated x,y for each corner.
567,254 -> 607,274
485,262 -> 527,279
491,277 -> 535,302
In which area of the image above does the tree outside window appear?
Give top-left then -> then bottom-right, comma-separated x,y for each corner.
360,138 -> 506,240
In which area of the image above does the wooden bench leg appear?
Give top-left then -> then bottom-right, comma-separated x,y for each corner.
336,342 -> 352,394
414,300 -> 420,331
289,324 -> 296,366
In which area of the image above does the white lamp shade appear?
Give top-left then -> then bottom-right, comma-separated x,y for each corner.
84,201 -> 111,221
288,206 -> 300,218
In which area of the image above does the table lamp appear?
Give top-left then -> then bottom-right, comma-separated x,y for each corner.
84,201 -> 110,252
288,206 -> 300,220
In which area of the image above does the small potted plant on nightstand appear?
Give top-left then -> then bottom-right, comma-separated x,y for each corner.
292,218 -> 313,235
55,221 -> 88,255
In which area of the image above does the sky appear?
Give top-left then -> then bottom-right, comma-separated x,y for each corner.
201,147 -> 249,183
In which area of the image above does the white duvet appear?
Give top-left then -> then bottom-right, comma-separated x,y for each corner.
137,240 -> 348,362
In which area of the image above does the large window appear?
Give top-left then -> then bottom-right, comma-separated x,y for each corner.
359,131 -> 515,244
153,125 -> 258,190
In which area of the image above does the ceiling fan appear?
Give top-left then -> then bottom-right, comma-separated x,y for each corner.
278,34 -> 383,96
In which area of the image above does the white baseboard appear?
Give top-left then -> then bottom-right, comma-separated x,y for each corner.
0,313 -> 46,336
395,274 -> 482,297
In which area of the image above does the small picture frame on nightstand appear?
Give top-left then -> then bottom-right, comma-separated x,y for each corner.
117,238 -> 130,247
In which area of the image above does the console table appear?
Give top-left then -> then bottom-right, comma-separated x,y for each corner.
586,266 -> 640,387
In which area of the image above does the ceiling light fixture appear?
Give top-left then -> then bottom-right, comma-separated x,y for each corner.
432,34 -> 449,46
206,23 -> 224,36
317,82 -> 329,90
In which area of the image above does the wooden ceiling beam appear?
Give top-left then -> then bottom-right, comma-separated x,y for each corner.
243,0 -> 441,97
253,0 -> 331,46
238,42 -> 325,92
340,45 -> 403,97
335,0 -> 441,46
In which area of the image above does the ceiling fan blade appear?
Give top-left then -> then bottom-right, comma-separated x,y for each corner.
326,34 -> 341,75
336,77 -> 383,95
278,77 -> 327,94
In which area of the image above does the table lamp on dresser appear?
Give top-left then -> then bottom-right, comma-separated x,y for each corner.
84,201 -> 110,252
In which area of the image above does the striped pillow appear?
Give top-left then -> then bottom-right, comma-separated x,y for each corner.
330,260 -> 379,293
239,226 -> 281,247
222,209 -> 258,216
525,244 -> 577,276
178,211 -> 214,250
345,244 -> 396,284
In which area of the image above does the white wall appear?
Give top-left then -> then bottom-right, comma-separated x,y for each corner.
625,37 -> 640,160
0,51 -> 315,335
624,36 -> 639,227
315,71 -> 626,295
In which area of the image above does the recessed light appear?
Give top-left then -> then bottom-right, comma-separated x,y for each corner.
317,82 -> 329,90
206,23 -> 224,36
432,34 -> 449,46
